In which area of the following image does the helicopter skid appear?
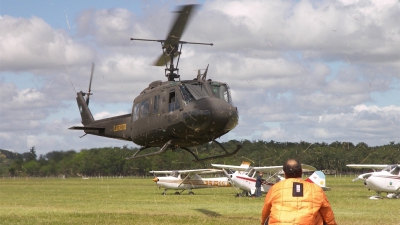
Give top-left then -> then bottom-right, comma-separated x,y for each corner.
126,139 -> 241,162
187,140 -> 242,162
126,140 -> 172,160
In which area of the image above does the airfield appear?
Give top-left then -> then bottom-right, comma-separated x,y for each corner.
0,176 -> 399,225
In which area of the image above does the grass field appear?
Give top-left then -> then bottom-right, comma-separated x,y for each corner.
0,176 -> 399,225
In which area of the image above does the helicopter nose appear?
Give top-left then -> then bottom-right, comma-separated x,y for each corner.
207,99 -> 238,132
211,107 -> 238,132
183,99 -> 238,133
183,110 -> 211,131
152,177 -> 159,182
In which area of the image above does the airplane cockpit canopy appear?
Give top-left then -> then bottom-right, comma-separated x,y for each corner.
390,165 -> 399,175
383,165 -> 400,175
170,171 -> 179,178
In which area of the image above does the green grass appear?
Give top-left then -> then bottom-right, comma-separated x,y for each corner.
0,176 -> 399,225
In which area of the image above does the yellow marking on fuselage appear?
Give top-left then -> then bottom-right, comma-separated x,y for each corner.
113,124 -> 126,132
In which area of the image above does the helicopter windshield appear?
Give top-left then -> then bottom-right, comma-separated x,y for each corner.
208,82 -> 233,104
184,83 -> 209,100
179,85 -> 195,105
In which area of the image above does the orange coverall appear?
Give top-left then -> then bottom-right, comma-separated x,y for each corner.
261,178 -> 337,225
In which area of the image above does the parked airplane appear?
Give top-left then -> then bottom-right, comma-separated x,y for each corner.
347,164 -> 400,199
150,169 -> 230,195
212,162 -> 330,197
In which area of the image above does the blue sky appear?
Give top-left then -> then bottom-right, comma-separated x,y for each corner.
1,0 -> 399,156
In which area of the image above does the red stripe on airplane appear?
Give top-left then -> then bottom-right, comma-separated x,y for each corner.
237,176 -> 256,182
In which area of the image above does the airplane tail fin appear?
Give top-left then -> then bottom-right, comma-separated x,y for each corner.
240,161 -> 251,167
305,171 -> 331,191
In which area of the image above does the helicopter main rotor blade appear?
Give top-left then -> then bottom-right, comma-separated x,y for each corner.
154,51 -> 181,66
164,4 -> 198,47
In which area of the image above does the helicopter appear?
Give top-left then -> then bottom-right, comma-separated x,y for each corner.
69,4 -> 240,162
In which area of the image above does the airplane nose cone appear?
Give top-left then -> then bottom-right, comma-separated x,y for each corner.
152,177 -> 159,182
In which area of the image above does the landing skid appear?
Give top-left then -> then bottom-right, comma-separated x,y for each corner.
126,140 -> 172,160
126,140 -> 241,162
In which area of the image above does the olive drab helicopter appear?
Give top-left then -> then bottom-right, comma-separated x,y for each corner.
69,4 -> 241,162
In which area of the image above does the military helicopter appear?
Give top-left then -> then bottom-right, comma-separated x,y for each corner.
69,4 -> 240,162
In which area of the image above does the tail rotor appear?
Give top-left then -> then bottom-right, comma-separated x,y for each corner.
86,62 -> 95,106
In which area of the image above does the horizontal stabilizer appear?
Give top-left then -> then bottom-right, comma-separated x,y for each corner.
69,126 -> 105,131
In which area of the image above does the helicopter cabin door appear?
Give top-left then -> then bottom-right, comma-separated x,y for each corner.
166,87 -> 182,125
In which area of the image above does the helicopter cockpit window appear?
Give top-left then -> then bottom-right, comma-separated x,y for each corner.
208,82 -> 233,104
169,91 -> 180,112
184,83 -> 209,100
139,99 -> 149,118
133,103 -> 140,121
153,95 -> 160,113
179,85 -> 195,105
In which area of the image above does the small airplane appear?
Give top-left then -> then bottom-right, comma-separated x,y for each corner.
212,162 -> 330,197
346,164 -> 400,199
150,169 -> 231,195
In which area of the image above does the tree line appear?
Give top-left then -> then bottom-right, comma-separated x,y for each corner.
1,140 -> 399,177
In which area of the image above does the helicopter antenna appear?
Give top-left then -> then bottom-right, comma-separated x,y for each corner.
63,65 -> 77,94
130,4 -> 213,81
86,62 -> 95,106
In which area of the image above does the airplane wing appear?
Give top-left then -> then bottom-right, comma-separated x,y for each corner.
253,164 -> 316,173
301,164 -> 317,172
253,166 -> 283,173
177,169 -> 223,174
346,164 -> 388,170
150,170 -> 175,174
211,164 -> 251,171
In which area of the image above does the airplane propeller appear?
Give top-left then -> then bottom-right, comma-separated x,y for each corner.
220,168 -> 242,196
86,62 -> 95,106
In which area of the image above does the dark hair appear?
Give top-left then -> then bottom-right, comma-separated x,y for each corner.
283,159 -> 302,178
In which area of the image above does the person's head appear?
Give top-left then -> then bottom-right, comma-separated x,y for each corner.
283,159 -> 302,178
259,172 -> 263,176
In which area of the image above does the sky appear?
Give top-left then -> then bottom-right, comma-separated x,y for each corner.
0,0 -> 399,156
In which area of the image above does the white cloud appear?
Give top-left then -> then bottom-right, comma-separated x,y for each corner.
1,0 -> 399,154
0,16 -> 95,72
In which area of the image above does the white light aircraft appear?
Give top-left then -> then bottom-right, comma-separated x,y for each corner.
347,164 -> 400,199
212,162 -> 330,197
150,169 -> 230,195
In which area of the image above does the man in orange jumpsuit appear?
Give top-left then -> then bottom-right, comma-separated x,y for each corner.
261,159 -> 337,225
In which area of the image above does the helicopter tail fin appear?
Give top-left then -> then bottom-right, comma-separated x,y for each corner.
76,91 -> 94,125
